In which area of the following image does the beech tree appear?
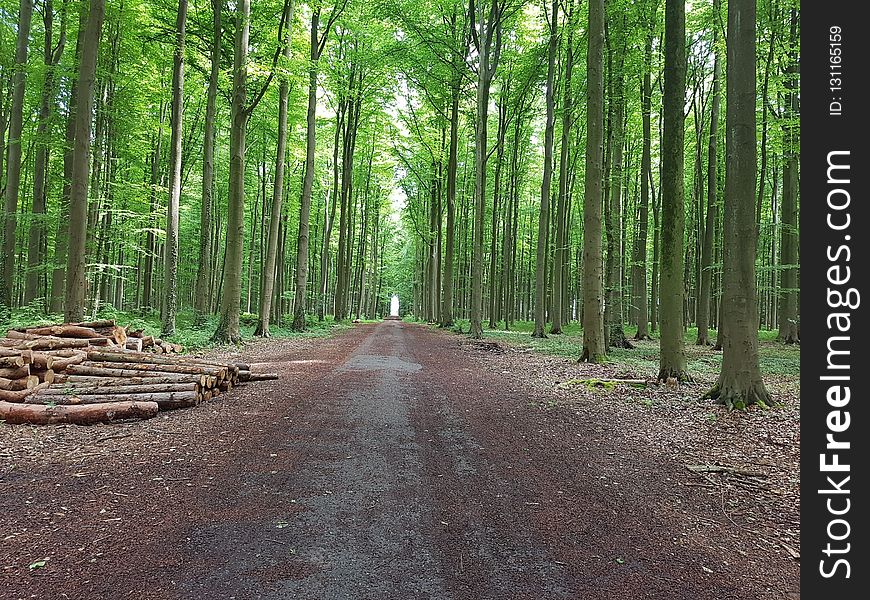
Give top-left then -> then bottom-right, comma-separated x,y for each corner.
256,0 -> 296,337
581,0 -> 606,362
161,0 -> 188,337
64,0 -> 106,322
0,0 -> 33,318
705,0 -> 771,408
656,0 -> 689,382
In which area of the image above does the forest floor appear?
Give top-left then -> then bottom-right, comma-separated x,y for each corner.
0,320 -> 799,599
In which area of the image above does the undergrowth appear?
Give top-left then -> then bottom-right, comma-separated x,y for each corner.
436,319 -> 800,380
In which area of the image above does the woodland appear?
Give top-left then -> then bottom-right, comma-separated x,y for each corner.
0,0 -> 799,408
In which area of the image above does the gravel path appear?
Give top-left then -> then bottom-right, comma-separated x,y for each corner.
1,321 -> 797,599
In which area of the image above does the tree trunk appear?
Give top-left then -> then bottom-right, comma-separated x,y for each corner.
696,4 -> 720,346
470,1 -> 501,339
161,0 -> 188,337
532,0 -> 558,339
319,91 -> 345,320
293,10 -> 323,331
194,0 -> 221,323
25,0 -> 67,305
440,82 -> 460,327
581,0 -> 606,362
604,14 -> 631,349
551,20 -> 574,335
777,8 -> 799,344
632,21 -> 654,340
657,0 -> 689,382
142,96 -> 167,312
257,0 -> 295,336
63,0 -> 106,322
487,100 -> 504,329
706,0 -> 771,407
48,81 -> 76,313
213,0 -> 251,343
0,0 -> 34,316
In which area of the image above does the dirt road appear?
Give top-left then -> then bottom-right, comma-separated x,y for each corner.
2,321 -> 787,599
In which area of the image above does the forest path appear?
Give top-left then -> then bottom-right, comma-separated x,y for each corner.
3,321 -> 760,599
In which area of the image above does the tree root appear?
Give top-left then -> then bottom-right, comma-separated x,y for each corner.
703,381 -> 772,409
656,367 -> 692,384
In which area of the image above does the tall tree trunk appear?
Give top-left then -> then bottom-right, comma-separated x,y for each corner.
469,0 -> 502,339
706,0 -> 771,407
294,1 -> 344,328
194,0 -> 221,323
257,0 -> 295,336
551,20 -> 574,335
657,0 -> 689,381
581,0 -> 606,362
532,0 -> 558,338
0,0 -> 34,316
604,14 -> 631,349
488,93 -> 506,329
213,0 -> 251,343
632,20 -> 654,340
63,0 -> 105,322
319,94 -> 345,320
49,17 -> 82,315
161,0 -> 188,336
25,0 -> 67,305
143,105 -> 165,311
440,82 -> 460,327
776,7 -> 799,344
292,9 -> 322,331
696,3 -> 720,346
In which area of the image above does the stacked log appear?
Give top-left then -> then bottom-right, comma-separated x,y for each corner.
126,329 -> 182,354
0,320 -> 278,425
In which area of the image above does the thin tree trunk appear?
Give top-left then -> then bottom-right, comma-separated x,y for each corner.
143,105 -> 165,311
25,0 -> 67,305
776,7 -> 799,344
319,93 -> 345,320
194,0 -> 221,323
1,0 -> 34,316
551,21 -> 574,335
440,82 -> 460,327
604,15 -> 631,349
632,20 -> 654,340
161,0 -> 188,337
696,4 -> 720,346
257,0 -> 295,336
532,0 -> 558,339
488,94 -> 506,329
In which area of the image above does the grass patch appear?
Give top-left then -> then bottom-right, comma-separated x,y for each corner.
446,319 -> 799,380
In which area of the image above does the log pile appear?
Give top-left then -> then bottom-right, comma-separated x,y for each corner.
0,320 -> 277,426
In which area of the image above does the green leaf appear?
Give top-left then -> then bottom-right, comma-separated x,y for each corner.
615,557 -> 625,564
29,559 -> 48,570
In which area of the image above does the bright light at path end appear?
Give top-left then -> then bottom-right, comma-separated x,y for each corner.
388,186 -> 406,223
